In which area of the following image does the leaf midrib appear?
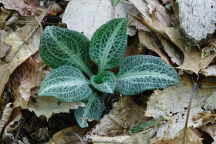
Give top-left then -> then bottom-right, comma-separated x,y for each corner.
99,21 -> 124,72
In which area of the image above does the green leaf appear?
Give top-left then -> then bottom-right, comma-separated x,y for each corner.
89,18 -> 128,72
116,55 -> 179,95
38,65 -> 92,102
129,117 -> 164,134
39,26 -> 92,77
90,71 -> 116,94
111,0 -> 121,6
74,94 -> 105,128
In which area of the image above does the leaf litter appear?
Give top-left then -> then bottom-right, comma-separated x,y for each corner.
1,0 -> 216,143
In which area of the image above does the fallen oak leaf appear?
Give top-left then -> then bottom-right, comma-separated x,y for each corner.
0,0 -> 38,16
138,31 -> 170,64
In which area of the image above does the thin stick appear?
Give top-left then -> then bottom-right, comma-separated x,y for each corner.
183,77 -> 199,144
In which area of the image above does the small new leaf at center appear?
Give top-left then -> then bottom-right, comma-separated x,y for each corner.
91,71 -> 117,94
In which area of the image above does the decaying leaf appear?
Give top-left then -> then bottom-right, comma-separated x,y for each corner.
88,97 -> 146,136
154,128 -> 202,144
138,31 -> 170,64
0,30 -> 10,59
28,96 -> 85,118
0,0 -> 37,16
0,17 -> 43,97
201,65 -> 216,77
0,103 -> 13,134
145,76 -> 216,139
49,126 -> 88,144
160,27 -> 216,74
62,0 -> 127,38
158,36 -> 183,66
129,0 -> 171,27
177,0 -> 216,41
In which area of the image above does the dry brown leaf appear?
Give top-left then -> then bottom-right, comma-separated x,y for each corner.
162,27 -> 216,74
158,36 -> 183,66
0,0 -> 37,16
0,30 -> 10,59
0,15 -> 43,97
138,31 -> 170,64
49,126 -> 88,144
192,112 -> 216,127
146,76 -> 216,139
0,8 -> 11,28
10,58 -> 44,107
154,128 -> 202,144
0,103 -> 13,134
88,97 -> 146,137
129,0 -> 171,27
200,125 -> 216,143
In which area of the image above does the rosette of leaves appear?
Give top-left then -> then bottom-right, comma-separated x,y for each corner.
38,18 -> 179,128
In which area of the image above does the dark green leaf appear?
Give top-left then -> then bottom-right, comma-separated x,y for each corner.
39,26 -> 92,76
89,18 -> 128,72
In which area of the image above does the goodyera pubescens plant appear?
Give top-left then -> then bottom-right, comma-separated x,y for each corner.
38,18 -> 179,128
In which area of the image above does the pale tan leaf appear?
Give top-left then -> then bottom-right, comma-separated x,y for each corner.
158,36 -> 183,66
0,19 -> 42,97
0,0 -> 37,16
62,0 -> 127,38
201,65 -> 216,77
154,128 -> 202,144
138,31 -> 170,64
89,97 -> 146,136
146,76 -> 216,139
28,96 -> 85,118
0,103 -> 13,134
177,0 -> 216,41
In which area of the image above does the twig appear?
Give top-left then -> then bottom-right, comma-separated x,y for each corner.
183,75 -> 199,144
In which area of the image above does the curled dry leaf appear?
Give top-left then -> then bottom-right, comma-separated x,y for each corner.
154,26 -> 216,74
158,36 -> 183,66
138,31 -> 170,64
145,76 -> 216,139
129,0 -> 171,27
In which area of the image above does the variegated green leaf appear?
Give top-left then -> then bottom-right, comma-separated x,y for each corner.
38,65 -> 92,102
90,71 -> 116,94
74,94 -> 105,128
39,26 -> 92,76
116,55 -> 179,95
89,18 -> 128,72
